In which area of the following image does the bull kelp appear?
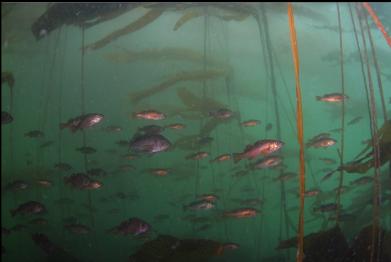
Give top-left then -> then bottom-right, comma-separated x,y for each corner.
2,2 -> 391,262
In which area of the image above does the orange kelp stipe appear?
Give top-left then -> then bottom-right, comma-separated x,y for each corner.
362,2 -> 391,48
287,3 -> 305,262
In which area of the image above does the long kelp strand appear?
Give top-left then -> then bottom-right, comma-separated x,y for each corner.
364,9 -> 388,123
335,2 -> 345,226
287,3 -> 305,262
362,2 -> 391,48
355,4 -> 382,262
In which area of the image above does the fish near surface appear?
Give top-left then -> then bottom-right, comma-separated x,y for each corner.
10,201 -> 47,217
307,137 -> 337,148
252,156 -> 283,169
133,110 -> 166,120
184,200 -> 215,211
223,208 -> 258,218
233,139 -> 284,163
1,111 -> 13,124
60,113 -> 104,133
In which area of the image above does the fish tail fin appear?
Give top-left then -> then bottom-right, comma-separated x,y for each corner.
315,96 -> 322,101
233,153 -> 243,164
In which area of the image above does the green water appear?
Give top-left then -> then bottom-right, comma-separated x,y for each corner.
2,3 -> 391,262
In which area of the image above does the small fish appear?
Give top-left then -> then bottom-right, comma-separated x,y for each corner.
273,172 -> 296,182
350,176 -> 372,186
76,146 -> 97,154
133,110 -> 166,120
313,203 -> 339,212
64,224 -> 91,234
223,208 -> 258,218
319,158 -> 336,164
36,179 -> 53,187
241,119 -> 261,127
223,243 -> 240,250
60,113 -> 104,133
116,140 -> 129,147
185,151 -> 209,160
233,139 -> 284,163
102,125 -> 122,132
5,180 -> 29,191
39,141 -> 55,148
304,189 -> 321,197
54,162 -> 72,171
108,218 -> 150,236
316,93 -> 349,102
198,194 -> 219,202
347,116 -> 363,125
129,134 -> 171,154
10,201 -> 47,217
2,111 -> 13,124
307,137 -> 337,148
252,156 -> 282,169
25,130 -> 44,138
148,168 -> 170,176
209,108 -> 233,119
184,200 -> 215,211
165,123 -> 186,130
210,153 -> 232,163
122,153 -> 138,160
64,173 -> 102,190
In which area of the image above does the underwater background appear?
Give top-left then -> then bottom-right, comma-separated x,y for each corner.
1,3 -> 391,262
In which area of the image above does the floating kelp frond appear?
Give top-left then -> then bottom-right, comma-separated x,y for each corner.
129,69 -> 227,104
173,8 -> 250,31
174,10 -> 203,31
104,47 -> 225,67
176,87 -> 226,112
83,8 -> 163,51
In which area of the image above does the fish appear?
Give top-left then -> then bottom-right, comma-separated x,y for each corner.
316,93 -> 349,102
273,172 -> 297,182
24,130 -> 44,138
148,168 -> 170,176
223,208 -> 258,218
208,108 -> 234,119
39,141 -> 54,148
347,116 -> 363,126
108,217 -> 150,236
122,153 -> 138,160
1,111 -> 13,124
60,113 -> 104,133
76,146 -> 97,154
319,158 -> 336,164
165,123 -> 186,130
198,194 -> 219,202
4,180 -> 29,191
233,139 -> 284,163
241,119 -> 261,127
36,179 -> 53,187
185,151 -> 209,160
10,201 -> 47,217
350,176 -> 372,186
64,173 -> 102,190
252,156 -> 283,169
307,137 -> 337,148
210,153 -> 232,163
184,200 -> 215,211
102,125 -> 122,132
64,224 -> 91,234
129,134 -> 171,154
54,162 -> 72,171
304,189 -> 321,197
313,203 -> 339,212
223,242 -> 240,250
133,110 -> 166,120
